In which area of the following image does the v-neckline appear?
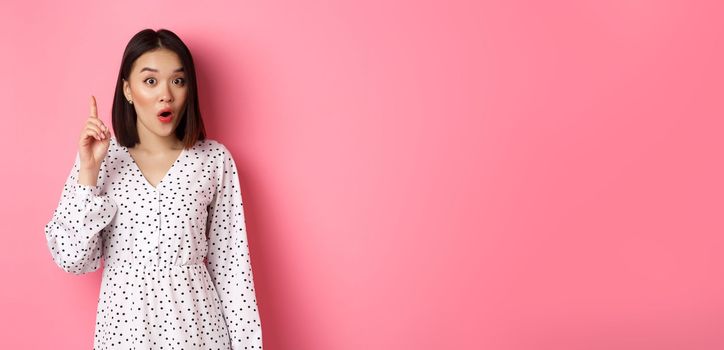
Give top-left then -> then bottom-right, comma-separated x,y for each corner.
121,140 -> 188,190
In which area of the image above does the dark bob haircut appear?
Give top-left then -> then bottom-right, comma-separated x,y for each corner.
112,28 -> 206,149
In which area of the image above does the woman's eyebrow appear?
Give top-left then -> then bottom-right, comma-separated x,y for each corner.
139,67 -> 184,73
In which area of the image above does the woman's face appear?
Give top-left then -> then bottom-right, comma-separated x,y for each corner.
123,48 -> 188,139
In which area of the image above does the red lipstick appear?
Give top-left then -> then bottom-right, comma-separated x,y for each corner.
157,107 -> 174,123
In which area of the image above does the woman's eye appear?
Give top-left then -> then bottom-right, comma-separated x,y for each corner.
143,77 -> 184,86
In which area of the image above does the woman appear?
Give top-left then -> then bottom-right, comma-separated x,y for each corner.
44,28 -> 263,349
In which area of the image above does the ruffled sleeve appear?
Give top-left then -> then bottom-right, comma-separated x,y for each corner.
205,144 -> 263,349
44,151 -> 117,275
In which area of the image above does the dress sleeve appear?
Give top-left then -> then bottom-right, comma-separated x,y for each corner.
205,145 -> 263,349
44,151 -> 118,275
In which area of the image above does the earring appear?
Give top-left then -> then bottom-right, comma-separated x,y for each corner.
128,99 -> 133,104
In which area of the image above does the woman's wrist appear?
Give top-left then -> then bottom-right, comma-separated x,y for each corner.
78,167 -> 100,187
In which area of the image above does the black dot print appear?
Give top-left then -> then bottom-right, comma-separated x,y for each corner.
44,136 -> 263,349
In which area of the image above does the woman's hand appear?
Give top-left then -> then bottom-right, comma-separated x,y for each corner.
78,95 -> 112,172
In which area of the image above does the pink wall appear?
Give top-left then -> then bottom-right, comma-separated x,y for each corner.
1,0 -> 723,349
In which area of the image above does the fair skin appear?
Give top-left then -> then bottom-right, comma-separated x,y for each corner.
78,48 -> 188,187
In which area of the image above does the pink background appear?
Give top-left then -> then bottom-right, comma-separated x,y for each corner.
1,0 -> 723,349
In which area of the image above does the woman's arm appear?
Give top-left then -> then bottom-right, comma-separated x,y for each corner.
44,151 -> 117,275
205,145 -> 263,349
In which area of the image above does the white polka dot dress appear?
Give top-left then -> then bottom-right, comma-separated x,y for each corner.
44,136 -> 263,349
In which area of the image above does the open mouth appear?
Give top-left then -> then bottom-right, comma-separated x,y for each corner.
158,111 -> 174,122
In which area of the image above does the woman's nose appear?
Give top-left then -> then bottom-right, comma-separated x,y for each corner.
160,83 -> 174,103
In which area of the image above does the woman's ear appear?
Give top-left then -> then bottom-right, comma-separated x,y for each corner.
123,79 -> 131,99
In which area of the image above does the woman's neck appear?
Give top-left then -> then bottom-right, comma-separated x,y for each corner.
133,126 -> 184,154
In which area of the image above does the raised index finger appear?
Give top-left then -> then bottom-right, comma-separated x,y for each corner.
90,95 -> 98,119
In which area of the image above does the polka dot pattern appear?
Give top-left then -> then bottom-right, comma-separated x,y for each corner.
44,136 -> 263,349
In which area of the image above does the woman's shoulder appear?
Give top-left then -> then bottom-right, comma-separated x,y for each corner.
107,135 -> 123,158
193,137 -> 228,155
